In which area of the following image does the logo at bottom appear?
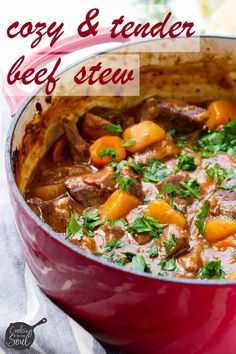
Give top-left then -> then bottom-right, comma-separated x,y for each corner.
5,318 -> 47,350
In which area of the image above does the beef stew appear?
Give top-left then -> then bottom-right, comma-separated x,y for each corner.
25,97 -> 236,280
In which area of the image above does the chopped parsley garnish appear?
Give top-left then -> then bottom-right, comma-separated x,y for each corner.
155,193 -> 164,199
206,163 -> 227,185
194,200 -> 209,236
107,219 -> 128,227
163,234 -> 177,254
197,199 -> 209,219
127,215 -> 164,239
194,219 -> 205,237
179,178 -> 200,200
177,154 -> 197,171
199,119 -> 236,158
176,140 -> 186,148
227,213 -> 234,220
109,159 -> 127,175
98,147 -> 119,159
102,251 -> 127,265
65,211 -> 83,240
206,164 -> 236,190
198,260 -> 224,279
148,246 -> 159,258
143,159 -> 170,183
159,257 -> 177,271
162,183 -> 176,197
81,209 -> 103,236
131,255 -> 151,273
103,239 -> 125,250
170,200 -> 184,214
122,251 -> 136,261
105,123 -> 123,134
167,129 -> 176,137
117,176 -> 135,191
122,139 -> 136,147
129,161 -> 143,175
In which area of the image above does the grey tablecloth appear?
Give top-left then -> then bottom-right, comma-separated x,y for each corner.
0,93 -> 108,354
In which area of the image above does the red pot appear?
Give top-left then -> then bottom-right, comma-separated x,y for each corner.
5,34 -> 236,354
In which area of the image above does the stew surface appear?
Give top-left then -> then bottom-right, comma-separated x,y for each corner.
25,97 -> 236,280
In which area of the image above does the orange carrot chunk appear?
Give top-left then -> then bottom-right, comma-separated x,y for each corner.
205,218 -> 236,243
89,136 -> 126,167
227,272 -> 236,280
145,199 -> 186,228
123,120 -> 165,153
206,100 -> 236,130
100,190 -> 139,222
214,239 -> 236,248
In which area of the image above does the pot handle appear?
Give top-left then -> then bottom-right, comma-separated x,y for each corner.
4,28 -> 129,115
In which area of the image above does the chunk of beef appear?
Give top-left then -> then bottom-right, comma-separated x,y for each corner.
133,135 -> 179,165
118,166 -> 144,199
178,251 -> 203,273
209,190 -> 236,218
100,224 -> 125,244
28,195 -> 81,233
70,236 -> 97,253
158,171 -> 194,210
136,97 -> 207,132
155,224 -> 189,259
63,118 -> 89,162
88,107 -> 123,121
40,164 -> 92,185
87,106 -> 136,130
66,166 -> 116,207
81,113 -> 112,139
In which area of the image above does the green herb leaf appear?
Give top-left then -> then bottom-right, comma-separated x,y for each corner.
129,161 -> 143,175
179,178 -> 200,200
143,159 -> 170,183
195,219 -> 205,237
155,193 -> 164,199
148,246 -> 159,258
127,215 -> 164,239
122,251 -> 136,262
198,260 -> 224,279
176,140 -> 186,148
107,219 -> 128,227
167,129 -> 176,137
197,200 -> 209,219
162,183 -> 176,197
81,209 -> 103,236
199,119 -> 236,158
65,211 -> 83,240
122,139 -> 136,147
194,200 -> 209,237
98,147 -> 119,159
206,163 -> 227,185
105,123 -> 123,134
131,255 -> 151,273
177,154 -> 197,171
109,160 -> 127,175
103,238 -> 126,250
117,176 -> 135,191
163,234 -> 177,254
170,200 -> 184,214
159,257 -> 177,271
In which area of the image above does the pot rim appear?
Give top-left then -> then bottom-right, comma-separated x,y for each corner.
5,35 -> 236,286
